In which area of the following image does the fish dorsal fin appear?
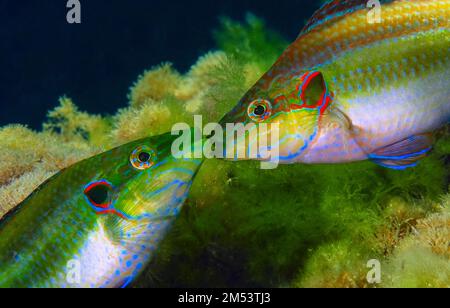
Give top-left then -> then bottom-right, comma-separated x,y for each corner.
368,133 -> 434,170
300,0 -> 391,36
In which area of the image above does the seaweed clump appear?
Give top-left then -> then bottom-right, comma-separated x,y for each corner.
0,15 -> 448,288
381,196 -> 449,288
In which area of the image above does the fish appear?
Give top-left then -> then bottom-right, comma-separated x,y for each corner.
0,132 -> 203,288
220,0 -> 450,169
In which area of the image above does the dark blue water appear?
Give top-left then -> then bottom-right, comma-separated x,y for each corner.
0,0 -> 321,129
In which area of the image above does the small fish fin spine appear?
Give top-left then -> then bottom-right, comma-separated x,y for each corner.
368,133 -> 434,170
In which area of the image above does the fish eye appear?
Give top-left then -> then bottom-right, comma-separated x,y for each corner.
130,145 -> 157,170
254,105 -> 266,116
138,151 -> 151,163
247,99 -> 272,122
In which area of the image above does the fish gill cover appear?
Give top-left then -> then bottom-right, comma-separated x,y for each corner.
0,13 -> 448,288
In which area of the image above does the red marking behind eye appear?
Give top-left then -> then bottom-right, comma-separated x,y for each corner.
273,95 -> 287,106
83,180 -> 113,209
292,71 -> 329,111
301,71 -> 326,108
290,104 -> 304,110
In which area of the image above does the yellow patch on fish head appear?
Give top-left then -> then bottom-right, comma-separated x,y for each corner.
220,70 -> 334,161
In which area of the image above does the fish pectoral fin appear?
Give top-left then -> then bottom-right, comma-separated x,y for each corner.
368,133 -> 434,170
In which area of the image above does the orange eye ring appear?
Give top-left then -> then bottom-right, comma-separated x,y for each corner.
130,146 -> 157,170
247,99 -> 272,122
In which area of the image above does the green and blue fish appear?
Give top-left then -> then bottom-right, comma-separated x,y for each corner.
220,0 -> 450,169
0,133 -> 202,288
